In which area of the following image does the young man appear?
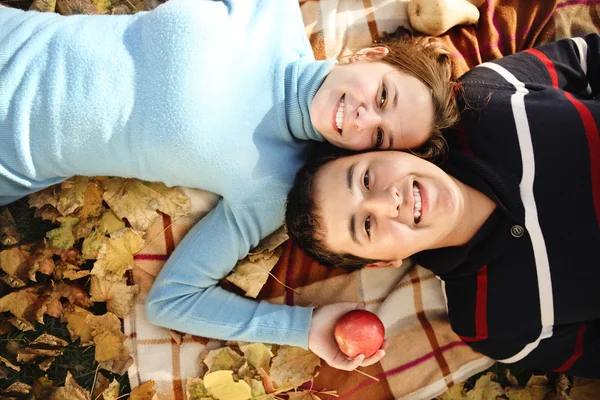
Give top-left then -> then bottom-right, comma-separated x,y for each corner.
286,34 -> 600,377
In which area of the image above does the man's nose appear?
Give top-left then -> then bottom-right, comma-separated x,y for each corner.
355,105 -> 381,131
365,187 -> 400,218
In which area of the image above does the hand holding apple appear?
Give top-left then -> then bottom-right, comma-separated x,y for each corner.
334,310 -> 385,358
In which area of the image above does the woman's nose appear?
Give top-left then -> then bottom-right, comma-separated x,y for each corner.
365,187 -> 400,218
355,105 -> 381,131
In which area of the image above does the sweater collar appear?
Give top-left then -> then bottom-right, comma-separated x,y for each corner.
284,58 -> 336,142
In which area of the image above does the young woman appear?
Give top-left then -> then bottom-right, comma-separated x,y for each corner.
0,0 -> 458,370
285,34 -> 600,376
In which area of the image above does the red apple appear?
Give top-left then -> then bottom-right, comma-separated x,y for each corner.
334,310 -> 385,358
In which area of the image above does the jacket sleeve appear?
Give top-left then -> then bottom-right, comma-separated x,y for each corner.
510,320 -> 600,378
145,199 -> 313,347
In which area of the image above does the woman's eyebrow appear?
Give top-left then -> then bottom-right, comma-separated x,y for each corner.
346,162 -> 357,192
346,162 -> 362,246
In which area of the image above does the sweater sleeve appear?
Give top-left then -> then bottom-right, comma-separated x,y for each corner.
145,199 -> 313,347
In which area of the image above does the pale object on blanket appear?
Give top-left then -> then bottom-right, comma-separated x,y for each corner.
408,0 -> 483,37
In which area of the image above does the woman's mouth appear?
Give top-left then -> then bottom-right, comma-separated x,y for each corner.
331,94 -> 345,135
413,182 -> 422,223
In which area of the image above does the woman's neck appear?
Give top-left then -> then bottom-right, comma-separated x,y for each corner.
446,177 -> 497,247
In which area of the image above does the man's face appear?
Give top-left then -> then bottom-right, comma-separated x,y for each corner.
310,54 -> 434,151
312,151 -> 464,264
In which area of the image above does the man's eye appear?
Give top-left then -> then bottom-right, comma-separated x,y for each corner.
363,170 -> 370,190
365,216 -> 371,238
379,85 -> 387,107
375,129 -> 383,148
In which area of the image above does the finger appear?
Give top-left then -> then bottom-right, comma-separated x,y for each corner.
381,339 -> 390,350
329,353 -> 364,371
360,350 -> 386,367
355,302 -> 366,310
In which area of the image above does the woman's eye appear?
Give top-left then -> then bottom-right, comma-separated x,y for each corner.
375,128 -> 383,148
379,85 -> 387,107
365,216 -> 371,238
363,170 -> 370,190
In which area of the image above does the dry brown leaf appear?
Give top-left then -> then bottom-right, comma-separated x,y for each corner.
0,273 -> 28,289
91,228 -> 144,278
0,244 -> 33,279
38,357 -> 55,371
9,317 -> 35,331
287,391 -> 322,400
32,287 -> 64,322
505,375 -> 551,400
0,355 -> 20,371
570,377 -> 600,400
46,216 -> 80,250
34,204 -> 62,222
51,371 -> 90,400
76,181 -> 105,220
54,261 -> 90,281
29,0 -> 56,11
239,342 -> 273,371
28,186 -> 58,210
269,346 -> 321,390
73,215 -> 102,240
247,225 -> 288,262
92,373 -> 111,400
89,275 -> 139,318
32,333 -> 69,347
204,346 -> 245,373
102,178 -> 191,231
2,382 -> 32,397
62,305 -> 94,344
464,373 -> 504,400
56,177 -> 89,216
29,244 -> 56,280
99,379 -> 120,400
0,286 -> 40,319
226,247 -> 282,298
54,281 -> 93,308
33,376 -> 57,399
99,356 -> 134,375
88,312 -> 130,363
0,208 -> 21,246
130,380 -> 158,400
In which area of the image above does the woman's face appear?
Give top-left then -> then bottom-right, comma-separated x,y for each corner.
312,151 -> 464,264
311,48 -> 434,151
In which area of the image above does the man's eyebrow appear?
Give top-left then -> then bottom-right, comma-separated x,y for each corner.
346,162 -> 361,246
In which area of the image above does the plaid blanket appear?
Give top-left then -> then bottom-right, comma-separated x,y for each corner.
125,1 -> 600,399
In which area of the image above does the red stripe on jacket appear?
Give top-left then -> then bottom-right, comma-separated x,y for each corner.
459,266 -> 489,342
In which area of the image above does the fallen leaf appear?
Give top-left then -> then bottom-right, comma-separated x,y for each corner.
54,261 -> 90,281
570,377 -> 600,400
130,380 -> 157,400
0,286 -> 40,319
270,346 -> 321,390
62,305 -> 94,344
82,229 -> 106,259
0,272 -> 28,288
33,376 -> 57,399
29,0 -> 56,11
46,216 -> 80,250
76,181 -> 105,220
464,373 -> 504,400
89,275 -> 140,318
28,187 -> 58,209
239,342 -> 273,371
2,382 -> 32,397
9,317 -> 35,331
56,176 -> 89,216
555,374 -> 570,399
248,226 -> 288,262
0,244 -> 33,279
505,375 -> 551,400
51,371 -> 90,400
186,378 -> 214,400
91,228 -> 144,278
92,373 -> 111,400
97,210 -> 126,235
248,379 -> 267,398
0,208 -> 22,246
38,357 -> 55,371
55,281 -> 93,308
99,356 -> 134,375
102,178 -> 191,231
287,391 -> 322,400
34,204 -> 62,222
203,370 -> 252,400
204,347 -> 245,373
226,247 -> 281,298
88,313 -> 130,363
0,355 -> 20,371
99,379 -> 120,400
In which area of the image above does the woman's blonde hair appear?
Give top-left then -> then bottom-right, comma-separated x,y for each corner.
373,35 -> 461,163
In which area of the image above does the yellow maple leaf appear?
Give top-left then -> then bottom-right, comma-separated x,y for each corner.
102,178 -> 191,231
91,228 -> 144,278
226,247 -> 282,298
56,176 -> 89,216
130,381 -> 157,400
269,346 -> 321,390
186,378 -> 214,400
62,305 -> 94,344
203,370 -> 252,400
87,312 -> 130,363
76,181 -> 106,220
204,347 -> 245,373
89,275 -> 140,318
98,210 -> 126,235
239,343 -> 273,371
46,216 -> 80,250
0,286 -> 40,319
51,371 -> 90,400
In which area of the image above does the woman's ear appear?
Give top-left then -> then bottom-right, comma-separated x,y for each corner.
349,46 -> 390,63
364,259 -> 403,269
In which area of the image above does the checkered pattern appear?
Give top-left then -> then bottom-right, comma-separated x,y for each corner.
124,0 -> 600,398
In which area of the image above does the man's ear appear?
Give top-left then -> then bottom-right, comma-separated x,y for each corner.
364,259 -> 403,269
349,46 -> 390,63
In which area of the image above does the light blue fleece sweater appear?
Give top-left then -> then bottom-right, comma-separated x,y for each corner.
0,0 -> 335,347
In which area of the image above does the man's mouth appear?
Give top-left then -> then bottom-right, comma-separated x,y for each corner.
413,182 -> 422,223
332,95 -> 345,135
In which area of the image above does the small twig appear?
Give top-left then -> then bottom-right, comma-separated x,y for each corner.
138,215 -> 184,253
89,364 -> 102,400
354,368 -> 380,382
